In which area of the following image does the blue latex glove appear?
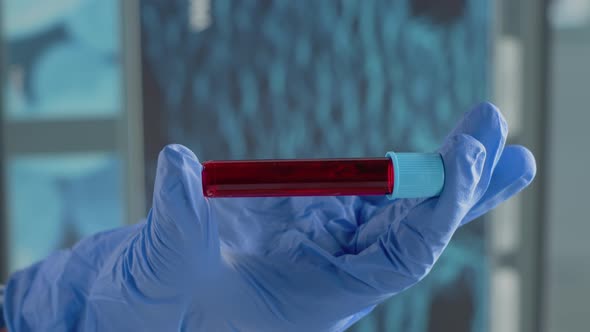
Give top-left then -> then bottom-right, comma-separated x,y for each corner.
4,102 -> 536,331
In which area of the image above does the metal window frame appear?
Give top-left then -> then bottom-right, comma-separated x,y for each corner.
517,2 -> 550,332
489,0 -> 550,331
120,0 -> 147,225
0,1 -> 7,281
3,118 -> 118,155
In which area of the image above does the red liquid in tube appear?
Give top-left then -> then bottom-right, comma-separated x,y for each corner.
202,158 -> 394,197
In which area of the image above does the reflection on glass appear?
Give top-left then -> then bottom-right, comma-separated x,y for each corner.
2,0 -> 121,119
6,154 -> 122,271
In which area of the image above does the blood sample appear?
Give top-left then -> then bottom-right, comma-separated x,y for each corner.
202,152 -> 444,199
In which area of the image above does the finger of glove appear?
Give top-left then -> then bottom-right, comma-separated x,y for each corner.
461,145 -> 536,225
148,144 -> 219,268
445,102 -> 508,200
342,134 -> 486,292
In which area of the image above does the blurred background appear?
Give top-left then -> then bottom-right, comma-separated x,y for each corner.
0,0 -> 587,331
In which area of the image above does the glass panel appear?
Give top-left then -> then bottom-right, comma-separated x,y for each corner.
6,153 -> 123,271
2,0 -> 121,120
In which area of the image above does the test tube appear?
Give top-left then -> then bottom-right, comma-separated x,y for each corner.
202,152 -> 444,199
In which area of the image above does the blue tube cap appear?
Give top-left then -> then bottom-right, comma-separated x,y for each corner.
386,152 -> 445,199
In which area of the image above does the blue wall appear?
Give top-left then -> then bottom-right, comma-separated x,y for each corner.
140,1 -> 490,330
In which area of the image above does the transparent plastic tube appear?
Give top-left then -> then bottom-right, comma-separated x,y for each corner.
202,158 -> 393,197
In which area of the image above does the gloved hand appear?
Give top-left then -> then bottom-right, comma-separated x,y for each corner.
3,102 -> 536,331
